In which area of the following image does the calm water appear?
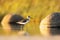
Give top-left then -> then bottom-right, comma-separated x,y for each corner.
0,36 -> 60,40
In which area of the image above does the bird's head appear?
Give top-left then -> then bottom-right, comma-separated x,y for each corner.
27,16 -> 30,19
27,16 -> 32,20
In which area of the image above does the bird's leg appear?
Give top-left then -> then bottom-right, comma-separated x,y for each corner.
20,25 -> 23,31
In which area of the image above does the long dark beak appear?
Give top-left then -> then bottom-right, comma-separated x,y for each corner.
30,17 -> 33,19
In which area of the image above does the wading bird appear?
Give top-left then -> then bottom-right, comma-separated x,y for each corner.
40,12 -> 60,36
1,13 -> 30,35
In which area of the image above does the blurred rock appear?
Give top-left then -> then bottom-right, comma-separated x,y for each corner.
1,13 -> 29,36
40,12 -> 60,36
